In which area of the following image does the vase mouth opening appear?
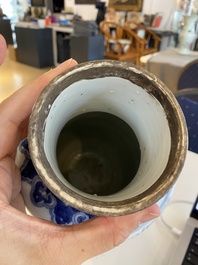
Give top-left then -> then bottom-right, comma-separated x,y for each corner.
43,76 -> 171,202
28,60 -> 187,215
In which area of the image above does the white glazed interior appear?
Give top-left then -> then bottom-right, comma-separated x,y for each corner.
44,76 -> 171,202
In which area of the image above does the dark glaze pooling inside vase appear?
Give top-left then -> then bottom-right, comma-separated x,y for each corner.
56,111 -> 141,196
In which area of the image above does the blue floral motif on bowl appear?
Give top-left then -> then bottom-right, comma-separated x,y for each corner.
19,138 -> 93,226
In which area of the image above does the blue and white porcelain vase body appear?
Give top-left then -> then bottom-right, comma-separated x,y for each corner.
179,15 -> 198,54
17,138 -> 174,236
16,138 -> 93,226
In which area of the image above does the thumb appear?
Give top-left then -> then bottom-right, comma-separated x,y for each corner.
72,204 -> 160,262
0,35 -> 6,65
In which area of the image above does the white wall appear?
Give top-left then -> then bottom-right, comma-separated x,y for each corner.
65,0 -> 178,29
142,0 -> 177,28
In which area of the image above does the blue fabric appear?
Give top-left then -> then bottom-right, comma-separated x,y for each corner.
178,63 -> 198,90
176,96 -> 198,153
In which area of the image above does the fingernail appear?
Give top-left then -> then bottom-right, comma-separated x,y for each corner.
139,212 -> 160,224
57,58 -> 76,68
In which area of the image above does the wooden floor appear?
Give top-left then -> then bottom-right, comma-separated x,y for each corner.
0,49 -> 151,103
0,50 -> 51,102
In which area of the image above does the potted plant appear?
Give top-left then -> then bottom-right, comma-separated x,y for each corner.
37,8 -> 46,28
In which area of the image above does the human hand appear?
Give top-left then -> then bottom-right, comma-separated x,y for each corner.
0,34 -> 160,265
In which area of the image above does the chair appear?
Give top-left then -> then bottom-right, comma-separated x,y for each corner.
124,11 -> 161,57
133,25 -> 161,57
175,88 -> 198,153
99,21 -> 143,65
177,60 -> 198,90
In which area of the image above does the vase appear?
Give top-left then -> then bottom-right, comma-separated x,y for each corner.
37,18 -> 45,28
178,15 -> 198,54
17,60 -> 187,226
17,138 -> 174,234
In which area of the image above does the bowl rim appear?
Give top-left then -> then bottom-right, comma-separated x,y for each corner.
28,60 -> 187,216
